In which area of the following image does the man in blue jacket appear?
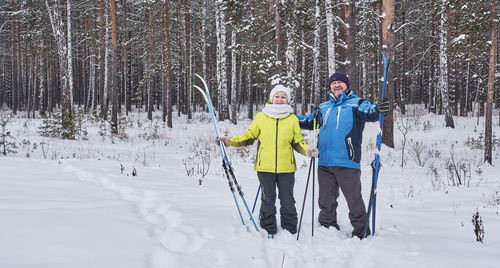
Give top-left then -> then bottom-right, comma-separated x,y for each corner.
297,72 -> 389,239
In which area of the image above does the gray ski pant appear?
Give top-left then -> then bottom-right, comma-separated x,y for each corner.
257,172 -> 297,235
317,166 -> 368,237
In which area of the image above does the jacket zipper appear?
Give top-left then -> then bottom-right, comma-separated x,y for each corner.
275,119 -> 279,173
347,137 -> 354,160
323,108 -> 332,129
336,107 -> 341,129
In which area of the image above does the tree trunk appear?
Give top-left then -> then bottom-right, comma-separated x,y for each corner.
185,2 -> 192,120
311,0 -> 320,106
163,0 -> 172,128
247,0 -> 255,119
400,9 -> 407,115
215,1 -> 228,120
11,0 -> 18,114
438,0 -> 454,128
381,0 -> 395,148
110,0 -> 118,133
67,0 -> 73,110
345,0 -> 357,90
99,0 -> 106,119
16,0 -> 23,112
485,0 -> 496,164
231,30 -> 237,124
325,0 -> 336,75
274,0 -> 280,66
45,0 -> 73,133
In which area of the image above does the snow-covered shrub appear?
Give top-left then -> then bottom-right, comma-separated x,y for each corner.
183,141 -> 211,184
445,152 -> 471,187
408,140 -> 432,167
427,163 -> 445,191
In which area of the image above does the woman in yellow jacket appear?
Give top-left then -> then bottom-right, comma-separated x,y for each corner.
219,85 -> 318,236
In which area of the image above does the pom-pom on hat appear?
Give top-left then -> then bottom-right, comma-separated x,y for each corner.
328,72 -> 350,89
269,85 -> 292,101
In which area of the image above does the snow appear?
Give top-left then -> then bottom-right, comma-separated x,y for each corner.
1,107 -> 499,268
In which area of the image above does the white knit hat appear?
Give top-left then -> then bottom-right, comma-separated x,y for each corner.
269,85 -> 291,101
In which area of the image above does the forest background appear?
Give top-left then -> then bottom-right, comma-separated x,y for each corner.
0,0 -> 498,161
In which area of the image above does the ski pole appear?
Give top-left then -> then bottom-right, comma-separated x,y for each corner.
363,51 -> 389,238
251,185 -> 260,214
311,157 -> 315,237
297,157 -> 314,241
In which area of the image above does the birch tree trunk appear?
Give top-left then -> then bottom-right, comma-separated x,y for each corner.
104,5 -> 110,120
345,0 -> 357,89
45,0 -> 73,133
274,0 -> 280,62
99,0 -> 106,119
38,42 -> 46,116
231,30 -> 237,124
438,0 -> 454,128
325,0 -> 336,75
311,0 -> 321,106
215,0 -> 228,120
285,0 -> 297,109
301,28 -> 307,114
247,0 -> 255,119
88,49 -> 96,113
67,0 -> 73,108
485,0 -> 496,164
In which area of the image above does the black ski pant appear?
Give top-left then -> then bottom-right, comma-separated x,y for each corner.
317,166 -> 368,238
257,172 -> 297,235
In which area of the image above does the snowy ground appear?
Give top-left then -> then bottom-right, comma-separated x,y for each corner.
1,107 -> 499,268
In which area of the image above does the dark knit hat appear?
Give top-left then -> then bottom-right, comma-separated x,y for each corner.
328,72 -> 350,89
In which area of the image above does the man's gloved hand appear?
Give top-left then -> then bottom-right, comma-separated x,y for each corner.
306,147 -> 319,158
375,100 -> 390,115
216,136 -> 231,147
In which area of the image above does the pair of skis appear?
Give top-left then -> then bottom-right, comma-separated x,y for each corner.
362,51 -> 390,238
193,74 -> 259,232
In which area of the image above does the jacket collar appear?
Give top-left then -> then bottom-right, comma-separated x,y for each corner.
329,89 -> 353,104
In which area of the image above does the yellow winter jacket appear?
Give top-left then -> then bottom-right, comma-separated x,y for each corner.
230,112 -> 310,173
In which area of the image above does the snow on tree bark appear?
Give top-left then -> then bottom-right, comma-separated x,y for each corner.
45,0 -> 73,132
215,0 -> 228,121
438,0 -> 454,128
325,0 -> 336,75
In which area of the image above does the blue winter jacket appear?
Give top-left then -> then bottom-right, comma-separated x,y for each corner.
297,91 -> 379,169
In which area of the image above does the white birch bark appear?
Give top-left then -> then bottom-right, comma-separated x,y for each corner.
88,50 -> 96,113
38,43 -> 45,115
104,4 -> 110,116
201,0 -> 207,80
325,0 -> 336,75
215,0 -> 228,120
67,0 -> 73,107
45,0 -> 72,126
285,1 -> 297,109
438,0 -> 454,128
311,0 -> 321,106
301,29 -> 306,114
231,30 -> 237,124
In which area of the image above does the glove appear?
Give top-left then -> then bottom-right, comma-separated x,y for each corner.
306,147 -> 319,158
216,136 -> 231,147
375,100 -> 390,115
